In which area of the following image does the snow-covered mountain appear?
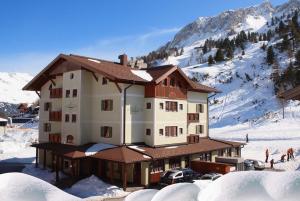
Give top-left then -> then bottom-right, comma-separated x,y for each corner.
0,72 -> 37,104
150,0 -> 300,128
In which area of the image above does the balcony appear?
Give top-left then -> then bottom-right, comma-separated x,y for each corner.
187,134 -> 200,144
49,111 -> 62,122
50,88 -> 62,99
187,113 -> 199,123
49,133 -> 61,143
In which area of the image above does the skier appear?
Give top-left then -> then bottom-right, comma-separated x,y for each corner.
289,148 -> 295,160
265,148 -> 269,163
270,159 -> 274,169
287,149 -> 290,161
246,134 -> 249,143
280,154 -> 286,162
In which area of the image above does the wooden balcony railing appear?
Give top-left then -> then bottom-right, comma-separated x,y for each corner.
49,111 -> 62,122
187,113 -> 199,123
50,88 -> 62,99
49,133 -> 61,143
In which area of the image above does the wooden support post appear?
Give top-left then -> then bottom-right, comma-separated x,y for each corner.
114,82 -> 122,93
35,148 -> 38,168
122,163 -> 127,191
43,149 -> 46,169
110,162 -> 114,183
35,91 -> 41,98
50,78 -> 56,86
55,155 -> 59,182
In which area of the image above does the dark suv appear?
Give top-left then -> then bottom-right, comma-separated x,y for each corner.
160,168 -> 201,185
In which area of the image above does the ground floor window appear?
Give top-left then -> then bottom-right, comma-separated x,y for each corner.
151,160 -> 164,173
169,158 -> 181,169
199,153 -> 211,162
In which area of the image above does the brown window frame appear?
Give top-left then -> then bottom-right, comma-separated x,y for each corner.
196,125 -> 204,134
101,99 -> 113,111
71,114 -> 76,123
72,89 -> 77,97
166,101 -> 178,112
66,90 -> 70,98
101,126 -> 112,138
165,126 -> 178,137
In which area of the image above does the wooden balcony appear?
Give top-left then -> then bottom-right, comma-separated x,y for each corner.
187,113 -> 199,123
187,135 -> 200,144
50,88 -> 62,99
49,133 -> 61,143
49,111 -> 62,122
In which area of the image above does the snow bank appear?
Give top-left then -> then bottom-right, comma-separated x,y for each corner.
125,171 -> 300,201
131,70 -> 153,81
0,173 -> 81,201
85,143 -> 116,156
66,175 -> 129,199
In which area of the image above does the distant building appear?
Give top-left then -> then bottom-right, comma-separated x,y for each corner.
23,53 -> 244,190
279,85 -> 300,101
0,117 -> 8,135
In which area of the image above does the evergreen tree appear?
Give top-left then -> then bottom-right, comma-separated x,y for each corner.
214,48 -> 224,62
267,46 -> 275,65
208,55 -> 214,65
281,35 -> 290,51
226,48 -> 234,59
242,50 -> 245,55
203,44 -> 208,54
180,48 -> 184,55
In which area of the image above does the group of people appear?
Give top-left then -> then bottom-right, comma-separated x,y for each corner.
265,148 -> 295,169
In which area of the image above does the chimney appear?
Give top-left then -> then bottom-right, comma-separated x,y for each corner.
118,54 -> 128,66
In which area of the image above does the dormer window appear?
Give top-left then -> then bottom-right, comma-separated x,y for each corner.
163,79 -> 168,86
170,78 -> 175,87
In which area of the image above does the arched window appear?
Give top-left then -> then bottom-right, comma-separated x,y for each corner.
66,135 -> 74,144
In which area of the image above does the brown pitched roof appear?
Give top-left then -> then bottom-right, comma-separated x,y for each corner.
23,53 -> 219,93
278,85 -> 300,101
90,146 -> 151,163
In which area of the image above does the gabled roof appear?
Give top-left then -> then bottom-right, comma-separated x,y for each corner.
23,54 -> 219,93
278,85 -> 300,101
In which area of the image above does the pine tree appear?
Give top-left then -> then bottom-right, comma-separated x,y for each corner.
203,44 -> 208,54
208,55 -> 214,65
214,48 -> 224,62
267,46 -> 275,65
242,50 -> 245,55
180,48 -> 184,55
226,48 -> 234,59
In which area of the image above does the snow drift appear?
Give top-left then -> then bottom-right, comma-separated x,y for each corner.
125,171 -> 300,201
0,173 -> 81,201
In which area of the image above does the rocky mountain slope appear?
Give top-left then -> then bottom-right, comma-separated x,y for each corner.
150,0 -> 300,128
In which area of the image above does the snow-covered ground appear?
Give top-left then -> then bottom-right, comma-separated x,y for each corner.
0,126 -> 38,163
125,171 -> 300,201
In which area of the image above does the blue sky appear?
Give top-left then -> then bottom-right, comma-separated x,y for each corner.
0,0 -> 286,74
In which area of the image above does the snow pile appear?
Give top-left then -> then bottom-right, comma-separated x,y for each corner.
0,127 -> 38,163
125,171 -> 300,201
85,143 -> 116,156
66,175 -> 129,199
0,72 -> 37,104
0,173 -> 81,201
125,189 -> 158,201
131,70 -> 153,81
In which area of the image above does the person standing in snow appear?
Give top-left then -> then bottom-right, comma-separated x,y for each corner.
280,154 -> 286,162
287,149 -> 290,161
246,134 -> 249,143
290,148 -> 295,160
265,148 -> 269,163
270,159 -> 274,169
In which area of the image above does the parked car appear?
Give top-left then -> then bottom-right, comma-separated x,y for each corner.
244,159 -> 265,170
160,168 -> 201,185
199,173 -> 222,181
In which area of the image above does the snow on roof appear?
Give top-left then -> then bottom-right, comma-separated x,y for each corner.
87,58 -> 101,63
66,175 -> 129,199
165,146 -> 178,149
0,117 -> 7,122
131,70 -> 153,81
85,143 -> 116,156
0,173 -> 81,201
129,145 -> 145,152
143,155 -> 151,159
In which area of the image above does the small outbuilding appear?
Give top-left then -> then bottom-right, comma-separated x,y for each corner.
0,117 -> 8,135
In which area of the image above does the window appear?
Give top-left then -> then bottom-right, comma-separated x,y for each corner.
146,129 -> 151,136
159,103 -> 164,110
196,104 -> 204,113
65,114 -> 69,122
44,102 -> 51,111
101,99 -> 113,111
66,90 -> 70,98
66,135 -> 74,144
165,126 -> 178,137
199,153 -> 211,162
102,78 -> 108,85
101,126 -> 112,138
163,79 -> 168,86
70,73 -> 74,79
72,89 -> 77,97
146,102 -> 151,109
72,114 -> 76,123
151,160 -> 164,173
166,101 -> 178,112
179,104 -> 183,110
43,123 -> 51,132
48,84 -> 52,90
196,125 -> 204,134
179,128 -> 183,134
170,78 -> 175,87
169,158 -> 181,169
64,160 -> 69,169
159,129 -> 164,136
